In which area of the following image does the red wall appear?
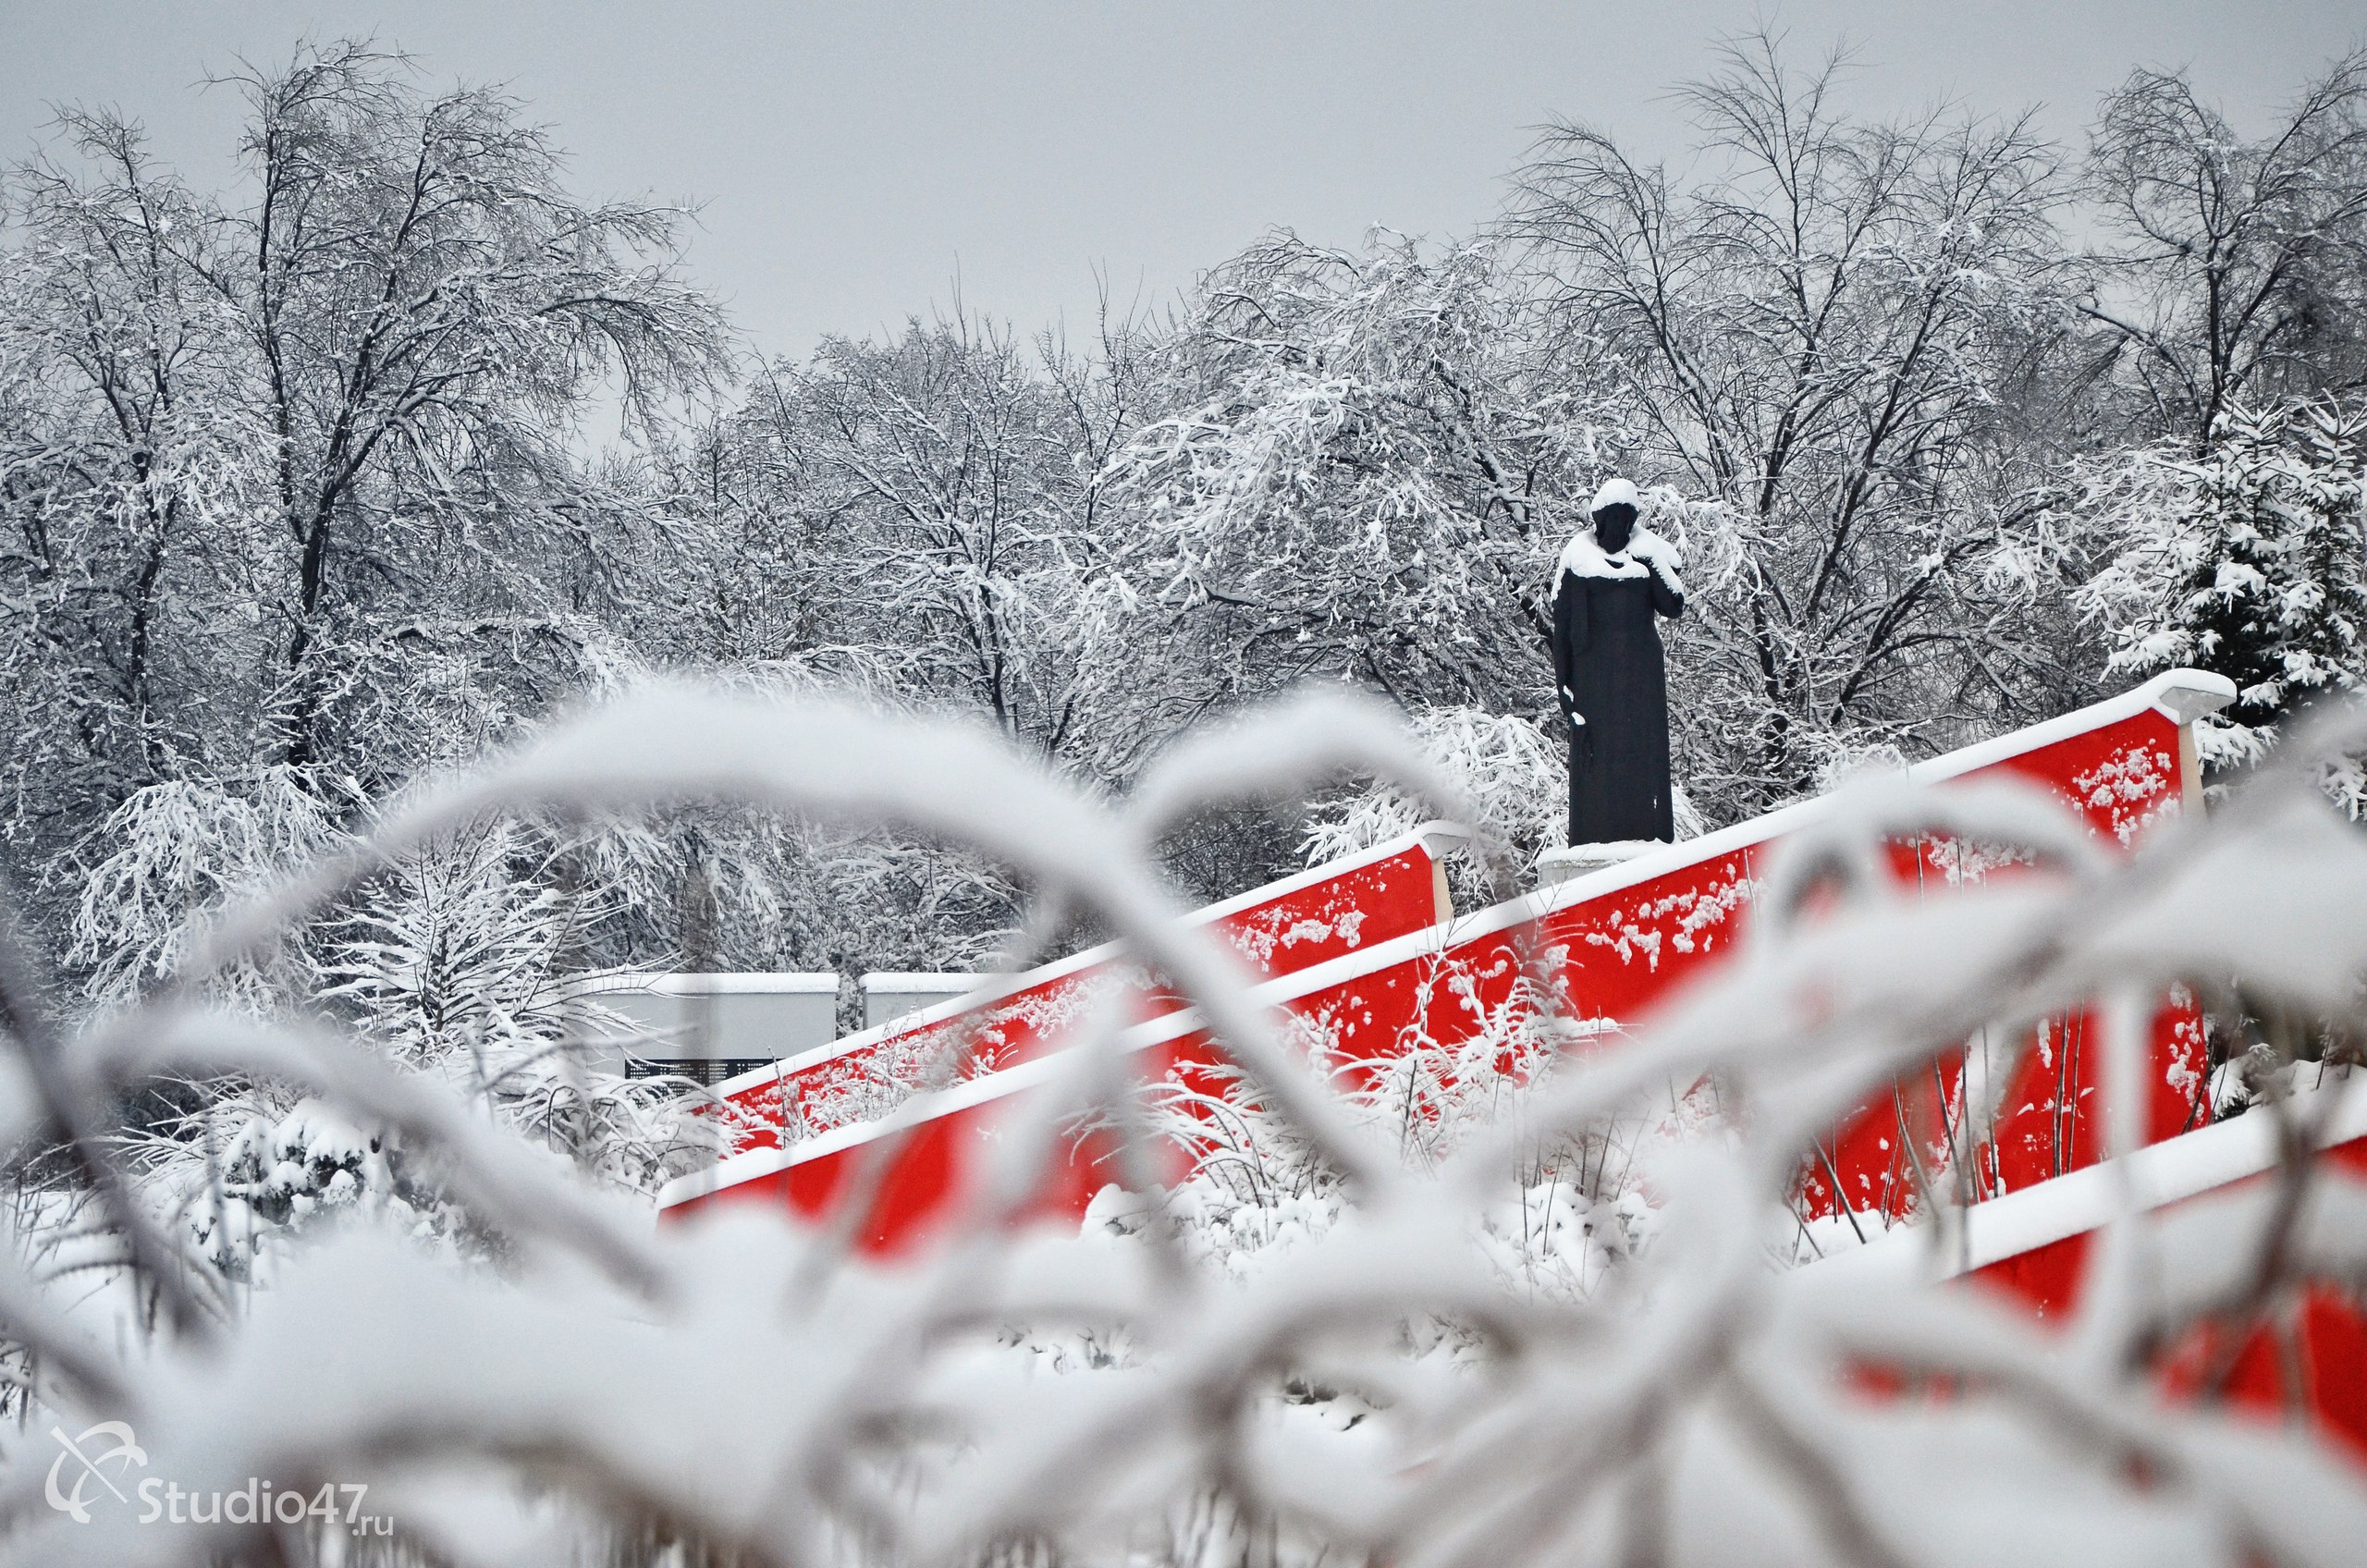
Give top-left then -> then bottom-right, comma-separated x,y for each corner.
703,833 -> 1450,1154
1964,1137 -> 2367,1466
665,675 -> 2367,1467
666,684 -> 2217,1261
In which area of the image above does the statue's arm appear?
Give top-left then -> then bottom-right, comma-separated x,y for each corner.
1650,571 -> 1684,619
1631,529 -> 1685,618
1551,570 -> 1587,728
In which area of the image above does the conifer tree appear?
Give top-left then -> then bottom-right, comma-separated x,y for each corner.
2078,398 -> 2367,775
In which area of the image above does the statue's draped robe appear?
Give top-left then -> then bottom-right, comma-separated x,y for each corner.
1551,528 -> 1685,844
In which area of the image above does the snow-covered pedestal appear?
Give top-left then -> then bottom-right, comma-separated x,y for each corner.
1534,839 -> 1659,888
567,971 -> 840,1083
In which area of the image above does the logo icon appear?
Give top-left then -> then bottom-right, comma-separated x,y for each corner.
45,1422 -> 147,1523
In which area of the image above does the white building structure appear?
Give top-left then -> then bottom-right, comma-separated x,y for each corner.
569,972 -> 840,1085
860,972 -> 983,1031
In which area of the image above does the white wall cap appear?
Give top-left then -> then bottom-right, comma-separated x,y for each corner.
2149,669 -> 2238,726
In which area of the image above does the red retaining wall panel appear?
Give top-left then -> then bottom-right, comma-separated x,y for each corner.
1835,1084 -> 2367,1468
704,827 -> 1458,1153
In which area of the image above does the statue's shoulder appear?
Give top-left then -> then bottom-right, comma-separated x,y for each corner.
1553,531 -> 1600,584
1555,530 -> 1647,586
1627,525 -> 1684,570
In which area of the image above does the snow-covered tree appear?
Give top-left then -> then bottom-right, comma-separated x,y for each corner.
695,310 -> 1142,757
0,116 -> 273,844
1504,33 -> 2088,819
1086,231 -> 1638,901
651,310 -> 1163,968
0,43 -> 730,891
1099,231 -> 1591,735
2072,398 -> 2367,786
205,43 -> 730,775
2083,52 -> 2367,443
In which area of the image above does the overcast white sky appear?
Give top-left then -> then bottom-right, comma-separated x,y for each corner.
4,2 -> 2361,360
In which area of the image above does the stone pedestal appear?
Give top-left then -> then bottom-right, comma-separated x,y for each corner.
1534,839 -> 1660,888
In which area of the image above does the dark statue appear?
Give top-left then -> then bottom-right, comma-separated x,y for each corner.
1551,478 -> 1685,844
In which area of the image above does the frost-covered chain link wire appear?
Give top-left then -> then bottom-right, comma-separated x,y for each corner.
0,683 -> 2360,1566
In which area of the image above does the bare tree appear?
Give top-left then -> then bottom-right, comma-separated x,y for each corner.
0,43 -> 731,910
703,310 -> 1141,761
2083,51 -> 2367,446
1504,32 -> 2084,816
1098,232 -> 1591,755
635,310 -> 1159,974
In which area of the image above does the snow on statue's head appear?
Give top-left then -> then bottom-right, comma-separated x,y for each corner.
1590,476 -> 1640,554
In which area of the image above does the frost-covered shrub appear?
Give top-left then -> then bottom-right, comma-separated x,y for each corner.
170,1097 -> 407,1282
1123,948 -> 1690,1313
1300,704 -> 1566,886
325,821 -> 717,1196
71,778 -> 717,1288
70,767 -> 355,1014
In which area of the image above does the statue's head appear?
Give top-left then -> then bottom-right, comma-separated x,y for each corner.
1590,476 -> 1640,553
